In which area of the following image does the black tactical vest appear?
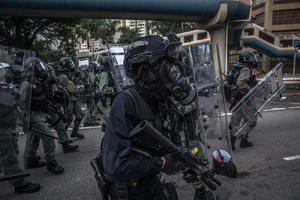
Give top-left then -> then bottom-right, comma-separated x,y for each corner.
123,87 -> 177,157
229,65 -> 257,89
31,83 -> 49,112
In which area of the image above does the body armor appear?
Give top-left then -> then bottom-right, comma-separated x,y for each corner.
123,86 -> 179,157
31,83 -> 49,112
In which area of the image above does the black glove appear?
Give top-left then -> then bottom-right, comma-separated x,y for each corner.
162,153 -> 185,175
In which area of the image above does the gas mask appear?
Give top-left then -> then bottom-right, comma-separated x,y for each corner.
158,59 -> 195,105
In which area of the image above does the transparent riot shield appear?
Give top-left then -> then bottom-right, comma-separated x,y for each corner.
230,62 -> 286,138
0,64 -> 32,181
108,45 -> 133,91
18,60 -> 34,168
84,63 -> 99,126
187,43 -> 219,137
185,42 -> 232,155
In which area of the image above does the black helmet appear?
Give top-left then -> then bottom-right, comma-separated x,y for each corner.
124,34 -> 181,79
58,57 -> 75,72
100,56 -> 111,70
89,61 -> 101,73
124,34 -> 195,105
45,64 -> 57,84
24,57 -> 48,80
238,51 -> 258,68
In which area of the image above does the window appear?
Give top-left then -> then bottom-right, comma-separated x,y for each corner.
184,35 -> 193,43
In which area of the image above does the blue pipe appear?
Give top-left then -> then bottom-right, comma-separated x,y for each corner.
243,38 -> 300,61
0,0 -> 251,22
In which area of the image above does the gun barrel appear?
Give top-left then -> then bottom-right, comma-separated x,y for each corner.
130,120 -> 182,154
0,172 -> 30,182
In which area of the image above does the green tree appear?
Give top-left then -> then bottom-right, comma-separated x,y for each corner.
0,17 -> 119,65
81,19 -> 119,45
118,27 -> 141,44
0,16 -> 84,64
151,21 -> 196,36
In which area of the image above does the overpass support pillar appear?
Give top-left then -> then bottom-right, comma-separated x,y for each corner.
208,27 -> 228,76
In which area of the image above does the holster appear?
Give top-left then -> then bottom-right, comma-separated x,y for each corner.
90,156 -> 129,200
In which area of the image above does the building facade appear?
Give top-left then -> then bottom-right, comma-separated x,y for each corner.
120,19 -> 152,37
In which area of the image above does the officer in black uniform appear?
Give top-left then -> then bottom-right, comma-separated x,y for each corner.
100,35 -> 198,200
226,51 -> 259,151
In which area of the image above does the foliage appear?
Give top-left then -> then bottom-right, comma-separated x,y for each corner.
0,17 -> 84,65
151,21 -> 196,36
118,26 -> 141,44
81,19 -> 119,44
0,17 -> 120,65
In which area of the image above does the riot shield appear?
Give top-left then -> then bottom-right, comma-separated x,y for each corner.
0,62 -> 30,180
108,45 -> 133,91
230,62 -> 286,138
185,42 -> 232,154
0,45 -> 35,133
18,60 -> 34,168
186,43 -> 218,137
83,62 -> 99,126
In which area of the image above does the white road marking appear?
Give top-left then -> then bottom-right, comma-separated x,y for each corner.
287,106 -> 300,109
264,108 -> 286,112
283,155 -> 300,161
219,106 -> 300,117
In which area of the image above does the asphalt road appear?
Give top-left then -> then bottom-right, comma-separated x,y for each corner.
1,98 -> 300,200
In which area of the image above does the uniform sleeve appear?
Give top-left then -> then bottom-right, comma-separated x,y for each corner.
236,67 -> 251,95
101,92 -> 163,182
98,72 -> 114,95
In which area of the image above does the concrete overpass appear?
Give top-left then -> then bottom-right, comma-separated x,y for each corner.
0,0 -> 253,75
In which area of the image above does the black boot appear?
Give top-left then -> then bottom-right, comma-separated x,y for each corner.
70,130 -> 84,139
240,138 -> 253,148
62,143 -> 79,153
26,158 -> 47,169
47,160 -> 64,174
230,135 -> 237,151
15,182 -> 41,193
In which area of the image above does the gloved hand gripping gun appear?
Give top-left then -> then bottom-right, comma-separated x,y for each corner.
129,120 -> 221,191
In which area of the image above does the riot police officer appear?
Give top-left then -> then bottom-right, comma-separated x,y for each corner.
100,35 -> 197,200
227,51 -> 259,151
95,56 -> 115,131
57,57 -> 85,139
83,61 -> 100,126
0,65 -> 40,193
21,57 -> 64,174
45,64 -> 80,153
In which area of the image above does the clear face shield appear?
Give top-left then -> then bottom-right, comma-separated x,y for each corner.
35,61 -> 48,81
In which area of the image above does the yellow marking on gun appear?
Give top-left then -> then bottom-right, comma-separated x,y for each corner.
192,147 -> 198,155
